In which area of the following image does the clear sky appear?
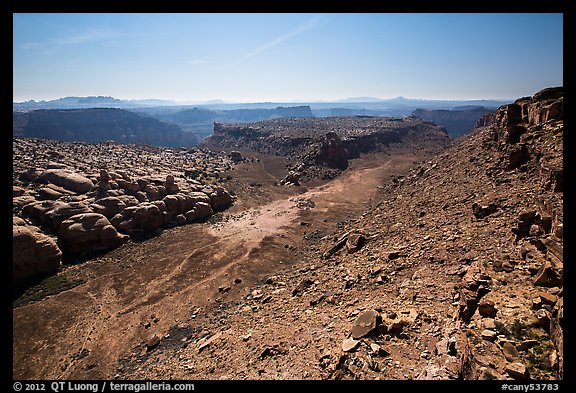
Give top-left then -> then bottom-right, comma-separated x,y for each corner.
13,13 -> 563,103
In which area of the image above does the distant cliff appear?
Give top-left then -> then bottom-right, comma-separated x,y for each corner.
160,105 -> 314,124
204,116 -> 451,182
412,106 -> 495,137
13,108 -> 198,147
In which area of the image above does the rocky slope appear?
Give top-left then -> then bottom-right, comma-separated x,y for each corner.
13,108 -> 198,147
203,116 -> 451,183
13,138 -> 234,286
113,87 -> 562,380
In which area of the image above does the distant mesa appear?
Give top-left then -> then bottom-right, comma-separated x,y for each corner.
13,108 -> 198,147
159,105 -> 314,124
204,116 -> 451,183
13,101 -> 316,147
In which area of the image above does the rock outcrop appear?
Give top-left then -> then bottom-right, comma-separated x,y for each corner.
13,224 -> 62,282
13,137 -> 235,278
412,106 -> 496,137
204,116 -> 451,183
37,168 -> 95,193
59,213 -> 128,254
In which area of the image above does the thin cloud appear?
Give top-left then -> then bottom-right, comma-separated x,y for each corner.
52,29 -> 120,45
240,15 -> 321,62
187,58 -> 208,65
20,28 -> 129,50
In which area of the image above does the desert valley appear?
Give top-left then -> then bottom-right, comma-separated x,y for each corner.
13,86 -> 563,381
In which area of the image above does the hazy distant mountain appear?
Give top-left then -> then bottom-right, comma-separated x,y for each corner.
13,95 -> 511,113
13,96 -> 176,111
334,97 -> 384,103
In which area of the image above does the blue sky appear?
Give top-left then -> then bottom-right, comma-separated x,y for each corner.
13,13 -> 563,103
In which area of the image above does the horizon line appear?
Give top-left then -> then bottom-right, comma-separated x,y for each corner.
13,95 -> 519,105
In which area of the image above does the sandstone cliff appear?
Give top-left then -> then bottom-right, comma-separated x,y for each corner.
13,108 -> 198,147
412,106 -> 496,137
205,116 -> 451,182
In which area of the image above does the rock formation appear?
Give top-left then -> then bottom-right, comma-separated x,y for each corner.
204,116 -> 451,183
13,137 -> 235,280
412,106 -> 496,137
13,222 -> 62,282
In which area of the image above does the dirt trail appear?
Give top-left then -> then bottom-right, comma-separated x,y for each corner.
13,152 -> 420,380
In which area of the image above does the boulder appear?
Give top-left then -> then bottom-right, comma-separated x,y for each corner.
116,179 -> 140,193
96,169 -> 112,191
165,175 -> 180,194
346,232 -> 365,253
351,310 -> 381,339
90,196 -> 127,219
37,187 -> 63,200
13,225 -> 62,282
144,184 -> 162,201
111,203 -> 164,233
135,191 -> 149,202
13,216 -> 27,226
13,186 -> 26,197
184,210 -> 197,223
13,195 -> 37,211
481,329 -> 497,341
281,171 -> 301,186
457,270 -> 492,322
506,144 -> 530,170
37,168 -> 94,194
137,179 -> 149,190
118,195 -> 140,207
59,213 -> 127,253
99,169 -> 112,182
478,298 -> 498,317
505,362 -> 530,380
188,191 -> 212,206
175,214 -> 187,226
230,151 -> 243,162
472,202 -> 498,219
383,308 -> 419,335
194,202 -> 214,220
45,202 -> 92,230
501,341 -> 520,362
533,260 -> 562,287
342,338 -> 360,352
208,187 -> 233,210
19,168 -> 44,182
